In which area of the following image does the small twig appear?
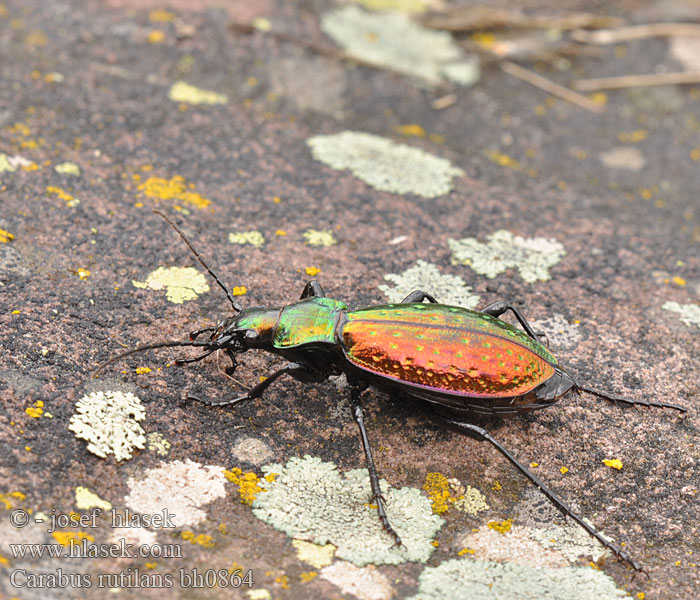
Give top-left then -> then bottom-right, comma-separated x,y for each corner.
500,60 -> 604,113
571,22 -> 700,45
574,71 -> 700,91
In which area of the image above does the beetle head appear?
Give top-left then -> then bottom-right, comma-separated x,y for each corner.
207,307 -> 279,351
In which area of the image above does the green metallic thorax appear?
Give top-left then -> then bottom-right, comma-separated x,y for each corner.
274,297 -> 347,348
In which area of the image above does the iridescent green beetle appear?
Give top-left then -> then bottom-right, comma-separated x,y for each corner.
97,211 -> 686,573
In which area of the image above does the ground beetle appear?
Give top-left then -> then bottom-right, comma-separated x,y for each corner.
96,210 -> 686,573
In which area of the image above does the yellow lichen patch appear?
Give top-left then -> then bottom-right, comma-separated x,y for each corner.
76,268 -> 90,279
181,531 -> 215,547
487,519 -> 513,534
54,161 -> 80,176
147,30 -> 165,43
303,229 -> 337,247
25,401 -> 44,418
452,485 -> 489,516
275,229 -> 287,236
560,466 -> 569,475
46,185 -> 80,207
353,0 -> 430,13
492,480 -> 502,491
52,531 -> 94,546
224,468 -> 276,505
602,458 -> 623,470
75,486 -> 112,511
423,472 -> 461,514
146,432 -> 171,456
232,286 -> 247,296
229,231 -> 265,248
135,366 -> 152,375
0,228 -> 15,243
458,547 -> 476,555
530,462 -> 539,468
137,175 -> 211,208
672,276 -> 686,287
395,123 -> 426,137
149,9 -> 176,22
132,266 -> 209,304
618,129 -> 648,143
168,81 -> 228,105
292,539 -> 336,568
275,574 -> 290,589
486,150 -> 522,171
0,491 -> 25,510
300,571 -> 317,583
305,266 -> 321,276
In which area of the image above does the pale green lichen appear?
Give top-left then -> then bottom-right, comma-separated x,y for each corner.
125,459 -> 228,527
321,6 -> 479,87
54,161 -> 81,176
168,81 -> 228,105
303,229 -> 337,247
68,391 -> 146,461
320,561 -> 393,600
662,301 -> 700,329
133,266 -> 210,303
228,231 -> 265,248
146,432 -> 171,456
453,485 -> 489,516
352,0 -> 430,14
408,559 -> 627,600
252,455 -> 444,566
448,230 -> 566,283
75,486 -> 112,511
0,153 -> 18,173
379,260 -> 480,307
308,132 -> 463,198
292,539 -> 336,569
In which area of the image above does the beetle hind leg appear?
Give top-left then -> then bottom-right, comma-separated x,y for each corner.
350,384 -> 403,547
436,414 -> 644,572
480,301 -> 540,341
401,290 -> 438,304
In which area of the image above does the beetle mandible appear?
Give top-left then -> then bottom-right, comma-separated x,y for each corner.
96,210 -> 686,573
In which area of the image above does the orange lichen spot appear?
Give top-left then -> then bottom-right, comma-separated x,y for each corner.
305,266 -> 321,276
492,480 -> 501,491
395,123 -> 426,137
672,276 -> 686,287
300,571 -> 317,583
232,286 -> 247,296
636,593 -> 645,600
603,458 -> 623,470
589,561 -> 600,570
618,129 -> 648,143
431,540 -> 439,547
76,268 -> 90,279
135,367 -> 151,375
423,472 -> 462,514
25,401 -> 44,418
487,519 -> 513,534
0,228 -> 14,243
560,466 -> 569,475
0,491 -> 26,509
690,148 -> 700,161
275,229 -> 287,236
275,574 -> 290,589
224,468 -> 275,505
529,462 -> 539,468
145,562 -> 157,569
589,92 -> 608,105
458,547 -> 475,555
487,150 -> 521,170
273,196 -> 281,203
137,175 -> 210,208
181,531 -> 215,547
52,531 -> 94,546
21,159 -> 39,167
149,9 -> 176,22
46,185 -> 79,207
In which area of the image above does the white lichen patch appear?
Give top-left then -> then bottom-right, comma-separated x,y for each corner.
252,455 -> 444,566
303,229 -> 337,247
229,231 -> 265,248
75,486 -> 112,511
292,538 -> 336,569
670,36 -> 700,71
530,314 -> 582,351
168,81 -> 228,105
68,391 -> 146,462
452,486 -> 489,516
321,6 -> 479,87
146,432 -> 171,456
308,132 -> 463,198
448,230 -> 566,283
378,260 -> 480,307
407,559 -> 627,600
125,459 -> 228,527
662,301 -> 700,329
598,146 -> 646,171
352,0 -> 430,14
133,266 -> 210,304
109,525 -> 158,548
231,437 -> 274,466
320,561 -> 393,600
54,161 -> 81,176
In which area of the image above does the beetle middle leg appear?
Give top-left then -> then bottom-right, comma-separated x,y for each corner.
436,414 -> 644,572
401,290 -> 438,304
480,300 -> 542,341
300,280 -> 325,299
349,383 -> 403,547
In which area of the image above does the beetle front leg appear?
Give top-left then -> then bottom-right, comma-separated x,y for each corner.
437,415 -> 645,573
190,362 -> 321,407
480,300 -> 541,341
401,290 -> 438,304
349,385 -> 403,547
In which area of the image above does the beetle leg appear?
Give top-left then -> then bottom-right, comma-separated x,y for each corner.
349,385 -> 403,547
223,349 -> 238,376
577,384 -> 687,414
174,349 -> 216,365
437,415 -> 645,573
189,326 -> 216,341
480,301 -> 540,341
300,280 -> 326,299
401,290 -> 438,304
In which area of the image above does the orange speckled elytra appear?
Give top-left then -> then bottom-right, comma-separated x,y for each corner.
96,210 -> 686,574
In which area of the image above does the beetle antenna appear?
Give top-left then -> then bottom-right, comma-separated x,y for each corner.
92,339 -> 212,377
152,209 -> 242,313
576,384 -> 687,414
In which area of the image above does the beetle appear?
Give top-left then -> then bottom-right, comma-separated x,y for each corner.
96,210 -> 686,573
